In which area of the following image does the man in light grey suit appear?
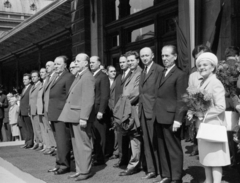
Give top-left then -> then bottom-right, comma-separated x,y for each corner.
58,53 -> 95,181
42,61 -> 57,155
37,68 -> 52,153
29,70 -> 43,150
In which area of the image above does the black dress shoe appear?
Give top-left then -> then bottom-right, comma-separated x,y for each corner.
119,169 -> 140,176
171,180 -> 182,183
142,172 -> 156,179
75,172 -> 93,181
54,168 -> 70,175
158,177 -> 171,183
68,172 -> 81,179
48,167 -> 59,173
20,144 -> 27,148
30,144 -> 39,150
35,145 -> 43,151
108,154 -> 119,160
25,145 -> 34,149
113,160 -> 128,168
92,160 -> 105,166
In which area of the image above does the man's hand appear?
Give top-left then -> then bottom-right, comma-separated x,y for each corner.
80,119 -> 87,128
172,121 -> 181,132
97,112 -> 103,120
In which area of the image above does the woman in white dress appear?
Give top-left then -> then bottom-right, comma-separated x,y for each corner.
188,52 -> 230,183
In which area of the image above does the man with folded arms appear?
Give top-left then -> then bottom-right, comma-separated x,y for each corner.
59,53 -> 95,181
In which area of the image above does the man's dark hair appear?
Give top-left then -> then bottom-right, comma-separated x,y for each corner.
225,46 -> 240,58
57,55 -> 68,64
125,51 -> 139,59
31,70 -> 40,77
23,73 -> 31,80
192,45 -> 211,58
107,65 -> 115,72
163,45 -> 178,55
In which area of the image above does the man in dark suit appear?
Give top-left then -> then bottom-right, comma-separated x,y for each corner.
139,47 -> 164,179
47,56 -> 74,175
90,56 -> 110,165
59,53 -> 95,181
0,86 -> 8,141
105,65 -> 117,159
113,55 -> 132,167
153,45 -> 187,183
19,74 -> 34,148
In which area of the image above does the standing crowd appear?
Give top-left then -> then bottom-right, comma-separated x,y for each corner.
1,44 -> 240,183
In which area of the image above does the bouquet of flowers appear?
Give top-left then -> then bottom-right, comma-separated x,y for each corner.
216,61 -> 239,97
182,87 -> 213,120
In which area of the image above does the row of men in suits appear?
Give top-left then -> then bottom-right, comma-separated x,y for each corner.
105,46 -> 187,183
19,61 -> 57,156
18,44 -> 187,182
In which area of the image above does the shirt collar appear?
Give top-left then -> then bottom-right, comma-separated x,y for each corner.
93,68 -> 102,76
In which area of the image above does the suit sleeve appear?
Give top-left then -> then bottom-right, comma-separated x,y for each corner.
205,80 -> 226,121
128,73 -> 141,105
99,74 -> 110,113
175,72 -> 188,122
80,76 -> 95,121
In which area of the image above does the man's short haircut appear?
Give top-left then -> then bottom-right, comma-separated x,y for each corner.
31,70 -> 40,77
56,55 -> 68,64
107,65 -> 115,72
225,46 -> 240,58
192,45 -> 211,58
23,73 -> 31,80
125,51 -> 139,59
163,45 -> 178,55
40,68 -> 46,72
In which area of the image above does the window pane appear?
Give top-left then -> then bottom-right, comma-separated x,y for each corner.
130,0 -> 153,14
130,24 -> 154,42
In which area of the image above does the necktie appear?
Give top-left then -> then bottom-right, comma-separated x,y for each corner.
121,72 -> 125,82
163,68 -> 167,77
143,66 -> 147,80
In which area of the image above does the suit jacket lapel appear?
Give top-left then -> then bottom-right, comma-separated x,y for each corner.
110,80 -> 116,93
142,63 -> 155,86
121,71 -> 131,85
31,81 -> 40,93
159,66 -> 177,88
21,85 -> 30,98
93,70 -> 101,78
51,71 -> 66,88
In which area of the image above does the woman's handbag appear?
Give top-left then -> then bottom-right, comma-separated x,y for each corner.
196,112 -> 228,143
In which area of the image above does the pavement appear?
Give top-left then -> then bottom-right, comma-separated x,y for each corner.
0,141 -> 239,183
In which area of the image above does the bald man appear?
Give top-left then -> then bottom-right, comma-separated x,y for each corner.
90,56 -> 110,165
59,53 -> 95,180
139,47 -> 163,179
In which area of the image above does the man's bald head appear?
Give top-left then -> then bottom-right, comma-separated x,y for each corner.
75,53 -> 89,72
140,47 -> 154,66
46,61 -> 55,74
